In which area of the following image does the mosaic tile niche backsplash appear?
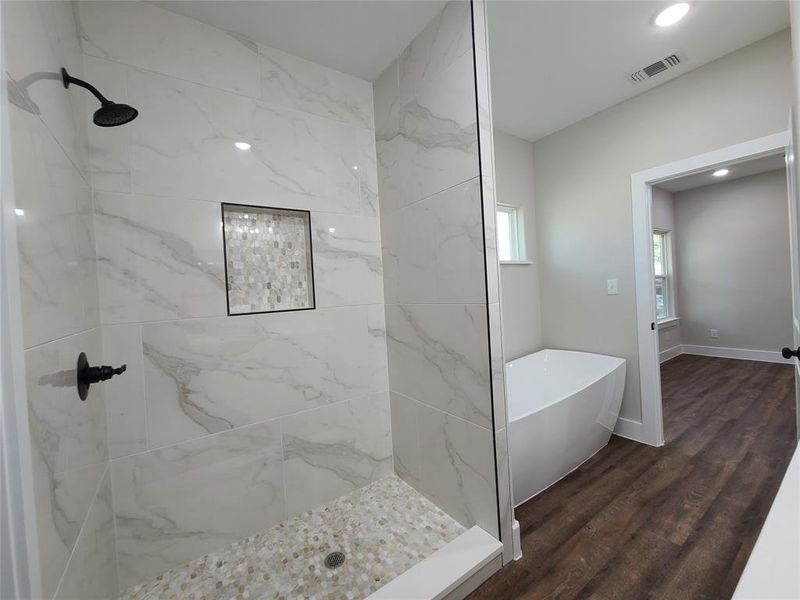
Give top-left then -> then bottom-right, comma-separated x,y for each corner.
222,204 -> 315,314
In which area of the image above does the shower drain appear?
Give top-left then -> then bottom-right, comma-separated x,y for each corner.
324,551 -> 346,570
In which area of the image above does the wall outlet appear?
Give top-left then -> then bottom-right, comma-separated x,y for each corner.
607,279 -> 619,295
710,328 -> 719,339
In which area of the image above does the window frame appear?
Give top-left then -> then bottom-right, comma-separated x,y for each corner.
652,229 -> 677,323
497,204 -> 526,263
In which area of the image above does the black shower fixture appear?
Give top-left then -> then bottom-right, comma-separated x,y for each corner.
61,67 -> 138,127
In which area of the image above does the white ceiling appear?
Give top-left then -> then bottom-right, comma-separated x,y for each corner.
488,1 -> 790,142
152,1 -> 445,81
656,153 -> 786,193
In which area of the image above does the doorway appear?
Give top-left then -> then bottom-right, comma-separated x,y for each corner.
631,131 -> 795,446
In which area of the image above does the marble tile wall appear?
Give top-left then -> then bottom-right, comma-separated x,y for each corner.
375,0 -> 502,541
3,1 -> 117,597
75,0 -> 392,588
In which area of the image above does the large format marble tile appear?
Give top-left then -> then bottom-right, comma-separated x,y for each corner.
389,392 -> 421,488
376,50 -> 479,214
311,212 -> 383,308
386,303 -> 492,429
282,392 -> 393,516
126,68 -> 362,213
10,108 -> 98,349
102,324 -> 147,458
259,44 -> 374,130
94,192 -> 226,324
4,0 -> 89,178
25,329 -> 108,598
382,178 -> 485,304
54,470 -> 118,600
143,305 -> 388,448
417,404 -> 498,537
78,0 -> 260,97
395,1 -> 473,100
112,420 -> 285,589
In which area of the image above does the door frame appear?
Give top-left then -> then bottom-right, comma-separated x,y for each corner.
628,131 -> 790,447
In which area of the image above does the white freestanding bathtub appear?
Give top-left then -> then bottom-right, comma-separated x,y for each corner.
506,349 -> 626,506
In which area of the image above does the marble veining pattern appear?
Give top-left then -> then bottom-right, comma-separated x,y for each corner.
282,392 -> 393,516
95,192 -> 226,324
112,420 -> 285,589
386,303 -> 492,429
381,177 -> 485,305
54,470 -> 119,600
260,44 -> 374,130
25,328 -> 109,598
116,475 -> 465,600
223,204 -> 313,314
142,306 -> 388,448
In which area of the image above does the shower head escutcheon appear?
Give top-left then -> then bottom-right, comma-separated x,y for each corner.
61,67 -> 138,127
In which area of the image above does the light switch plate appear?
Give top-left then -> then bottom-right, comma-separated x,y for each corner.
607,279 -> 619,295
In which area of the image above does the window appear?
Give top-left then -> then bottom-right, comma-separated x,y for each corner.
497,204 -> 524,261
653,230 -> 675,321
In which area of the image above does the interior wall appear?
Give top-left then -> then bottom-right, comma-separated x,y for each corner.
375,0 -> 500,540
493,130 -> 543,359
532,30 -> 792,422
652,187 -> 682,354
77,0 -> 391,588
674,169 -> 792,352
3,2 -> 117,598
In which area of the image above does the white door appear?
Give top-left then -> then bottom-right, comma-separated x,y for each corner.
784,109 -> 800,439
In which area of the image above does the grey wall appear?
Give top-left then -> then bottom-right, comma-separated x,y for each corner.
674,170 -> 792,351
376,0 -> 500,541
3,1 -> 117,598
532,30 -> 792,422
77,0 -> 392,588
494,130 -> 543,359
652,187 -> 683,354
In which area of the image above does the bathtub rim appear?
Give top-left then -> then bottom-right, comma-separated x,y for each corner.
505,349 -> 626,423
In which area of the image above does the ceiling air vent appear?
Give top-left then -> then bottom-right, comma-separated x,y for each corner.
629,53 -> 682,84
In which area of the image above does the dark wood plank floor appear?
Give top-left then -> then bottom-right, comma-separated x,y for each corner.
469,355 -> 797,600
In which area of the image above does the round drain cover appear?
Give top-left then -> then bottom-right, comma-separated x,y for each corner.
324,551 -> 346,569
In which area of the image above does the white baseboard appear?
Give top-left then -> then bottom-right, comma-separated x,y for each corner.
674,344 -> 787,364
659,345 -> 683,363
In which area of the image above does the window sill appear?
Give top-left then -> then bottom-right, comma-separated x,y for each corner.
658,317 -> 680,330
500,260 -> 533,266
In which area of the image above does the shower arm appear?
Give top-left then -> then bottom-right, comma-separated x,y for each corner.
61,68 -> 112,105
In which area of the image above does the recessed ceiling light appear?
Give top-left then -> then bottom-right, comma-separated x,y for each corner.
234,141 -> 251,150
14,208 -> 24,216
655,3 -> 690,27
713,168 -> 729,177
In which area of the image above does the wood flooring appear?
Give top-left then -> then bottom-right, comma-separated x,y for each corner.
468,355 -> 797,600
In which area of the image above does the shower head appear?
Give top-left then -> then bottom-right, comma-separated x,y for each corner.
61,67 -> 138,127
92,102 -> 138,127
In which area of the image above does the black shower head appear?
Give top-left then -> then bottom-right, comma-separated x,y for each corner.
93,102 -> 138,127
61,67 -> 138,128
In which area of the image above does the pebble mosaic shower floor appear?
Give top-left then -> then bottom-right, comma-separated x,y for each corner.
116,475 -> 466,600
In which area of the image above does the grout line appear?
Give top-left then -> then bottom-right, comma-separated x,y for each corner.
379,176 -> 481,218
389,389 -> 493,433
50,462 -> 110,600
99,302 -> 387,329
113,389 -> 391,462
23,325 -> 101,353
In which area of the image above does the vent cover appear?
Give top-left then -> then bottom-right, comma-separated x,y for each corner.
630,53 -> 682,83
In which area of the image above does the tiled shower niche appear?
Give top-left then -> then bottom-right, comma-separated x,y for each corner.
222,203 -> 315,315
